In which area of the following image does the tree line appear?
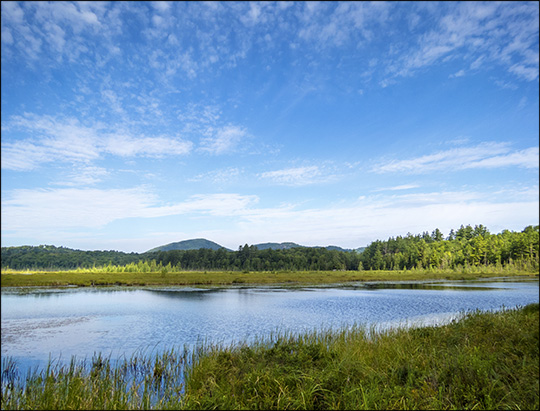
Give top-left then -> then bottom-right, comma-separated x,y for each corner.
359,224 -> 539,271
1,225 -> 538,272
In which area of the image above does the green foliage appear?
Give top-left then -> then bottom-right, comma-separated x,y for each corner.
2,225 -> 538,273
361,224 -> 539,272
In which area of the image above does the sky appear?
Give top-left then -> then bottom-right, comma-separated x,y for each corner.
1,1 -> 539,253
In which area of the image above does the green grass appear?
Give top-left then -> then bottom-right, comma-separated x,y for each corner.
2,304 -> 538,410
1,349 -> 187,410
181,303 -> 539,410
1,267 -> 538,288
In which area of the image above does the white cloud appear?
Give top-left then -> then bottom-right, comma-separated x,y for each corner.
1,27 -> 14,45
371,143 -> 539,174
1,114 -> 193,171
152,1 -> 171,13
1,187 -> 156,232
199,125 -> 248,155
449,69 -> 465,78
259,166 -> 323,186
372,184 -> 420,192
508,63 -> 539,82
462,147 -> 539,170
297,2 -> 390,48
382,2 -> 539,84
2,185 -> 537,251
189,167 -> 243,184
53,166 -> 110,186
1,188 -> 259,235
224,188 -> 539,249
104,134 -> 193,157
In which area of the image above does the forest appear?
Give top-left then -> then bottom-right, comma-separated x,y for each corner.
1,225 -> 538,272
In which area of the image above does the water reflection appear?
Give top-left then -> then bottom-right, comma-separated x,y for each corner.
2,278 -> 538,378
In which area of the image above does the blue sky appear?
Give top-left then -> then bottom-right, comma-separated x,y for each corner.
1,1 -> 538,253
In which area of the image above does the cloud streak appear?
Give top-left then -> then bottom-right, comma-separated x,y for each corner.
371,143 -> 539,174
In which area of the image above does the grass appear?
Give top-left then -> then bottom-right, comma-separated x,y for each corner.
1,267 -> 538,288
1,304 -> 538,410
1,348 -> 187,410
181,303 -> 539,410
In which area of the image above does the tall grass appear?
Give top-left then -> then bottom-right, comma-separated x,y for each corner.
1,304 -> 538,410
1,267 -> 537,288
1,348 -> 186,410
181,303 -> 539,410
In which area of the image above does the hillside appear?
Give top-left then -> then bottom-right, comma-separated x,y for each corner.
149,240 -> 356,253
147,238 -> 230,252
253,242 -> 354,252
253,242 -> 302,250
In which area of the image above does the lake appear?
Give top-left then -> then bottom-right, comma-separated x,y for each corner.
2,277 -> 538,378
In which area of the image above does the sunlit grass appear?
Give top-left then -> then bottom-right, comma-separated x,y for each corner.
1,266 -> 537,288
180,303 -> 539,410
2,304 -> 538,410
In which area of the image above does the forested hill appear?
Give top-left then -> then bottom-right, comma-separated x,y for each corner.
147,238 -> 230,252
1,245 -> 143,270
1,225 -> 538,272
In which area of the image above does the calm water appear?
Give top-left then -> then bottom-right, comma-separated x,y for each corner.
2,278 -> 538,376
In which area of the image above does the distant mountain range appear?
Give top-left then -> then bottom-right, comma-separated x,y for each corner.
147,239 -> 362,253
147,238 -> 230,252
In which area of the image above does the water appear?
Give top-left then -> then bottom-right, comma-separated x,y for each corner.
1,277 -> 538,377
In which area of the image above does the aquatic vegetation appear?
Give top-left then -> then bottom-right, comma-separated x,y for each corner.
1,268 -> 537,288
1,304 -> 538,410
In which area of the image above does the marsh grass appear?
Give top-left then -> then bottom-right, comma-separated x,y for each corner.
182,303 -> 539,410
1,304 -> 538,410
1,348 -> 186,410
1,267 -> 537,288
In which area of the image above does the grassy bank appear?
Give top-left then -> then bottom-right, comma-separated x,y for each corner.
1,267 -> 538,288
2,304 -> 538,410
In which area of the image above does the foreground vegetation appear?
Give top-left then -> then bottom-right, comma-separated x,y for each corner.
2,304 -> 538,410
1,266 -> 538,288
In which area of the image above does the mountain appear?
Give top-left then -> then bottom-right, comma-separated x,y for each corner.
323,245 -> 353,252
253,242 -> 356,252
253,242 -> 302,250
147,239 -> 363,253
147,238 -> 230,253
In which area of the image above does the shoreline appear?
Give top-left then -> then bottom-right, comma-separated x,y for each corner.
2,269 -> 538,289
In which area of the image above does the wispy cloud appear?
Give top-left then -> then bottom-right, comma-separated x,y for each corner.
260,166 -> 320,186
2,2 -> 536,93
1,114 -> 193,171
297,2 -> 390,48
103,134 -> 193,158
1,188 -> 259,235
259,165 -> 340,186
3,185 -> 537,251
52,166 -> 110,186
372,184 -> 420,192
449,69 -> 465,78
199,125 -> 248,155
371,143 -> 539,174
189,167 -> 243,184
382,2 -> 539,84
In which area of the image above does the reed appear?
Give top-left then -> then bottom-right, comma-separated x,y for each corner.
1,267 -> 537,288
1,304 -> 538,410
181,303 -> 539,410
1,348 -> 186,410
